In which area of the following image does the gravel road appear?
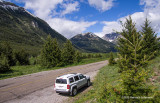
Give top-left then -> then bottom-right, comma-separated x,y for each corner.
0,60 -> 108,103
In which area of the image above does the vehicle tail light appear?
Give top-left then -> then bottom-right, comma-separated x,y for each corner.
67,85 -> 70,89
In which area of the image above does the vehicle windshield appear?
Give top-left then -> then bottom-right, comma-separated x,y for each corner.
56,79 -> 67,84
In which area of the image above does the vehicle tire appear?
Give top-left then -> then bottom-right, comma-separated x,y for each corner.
87,80 -> 90,87
72,88 -> 77,96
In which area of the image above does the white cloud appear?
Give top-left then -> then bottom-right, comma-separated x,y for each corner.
96,0 -> 160,37
24,0 -> 63,19
47,18 -> 97,38
88,0 -> 114,12
21,0 -> 80,18
95,21 -> 122,37
16,0 -> 97,38
61,1 -> 79,16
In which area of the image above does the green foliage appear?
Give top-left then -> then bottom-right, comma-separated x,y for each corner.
40,36 -> 61,68
108,52 -> 116,65
0,42 -> 30,72
117,16 -> 157,102
0,56 -> 108,80
75,55 -> 160,103
0,54 -> 10,73
141,18 -> 159,58
74,51 -> 82,63
29,56 -> 37,65
61,40 -> 76,65
13,49 -> 29,65
118,16 -> 149,71
0,3 -> 67,55
0,42 -> 14,66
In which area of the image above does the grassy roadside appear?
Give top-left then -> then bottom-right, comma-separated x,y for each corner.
70,65 -> 120,103
73,56 -> 160,103
0,57 -> 108,80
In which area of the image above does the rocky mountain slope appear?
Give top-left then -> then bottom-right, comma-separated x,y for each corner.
0,0 -> 67,55
70,32 -> 116,53
102,32 -> 120,44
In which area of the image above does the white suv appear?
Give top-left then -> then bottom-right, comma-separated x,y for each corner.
54,73 -> 90,96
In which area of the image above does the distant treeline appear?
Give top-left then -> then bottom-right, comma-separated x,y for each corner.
0,42 -> 29,72
0,36 -> 114,73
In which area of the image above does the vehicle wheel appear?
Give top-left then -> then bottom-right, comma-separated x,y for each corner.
72,88 -> 77,96
87,80 -> 90,87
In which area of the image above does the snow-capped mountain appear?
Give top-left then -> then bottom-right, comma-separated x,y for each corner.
0,0 -> 36,17
102,33 -> 120,44
70,32 -> 116,53
81,32 -> 98,37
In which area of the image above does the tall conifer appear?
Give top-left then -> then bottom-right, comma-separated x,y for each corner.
40,35 -> 61,68
141,18 -> 159,59
61,40 -> 75,65
117,16 -> 153,102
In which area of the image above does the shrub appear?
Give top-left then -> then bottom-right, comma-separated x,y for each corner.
0,54 -> 10,73
108,52 -> 116,65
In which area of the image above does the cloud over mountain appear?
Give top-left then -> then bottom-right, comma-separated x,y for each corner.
96,0 -> 160,37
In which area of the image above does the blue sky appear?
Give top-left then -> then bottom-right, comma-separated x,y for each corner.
6,0 -> 160,38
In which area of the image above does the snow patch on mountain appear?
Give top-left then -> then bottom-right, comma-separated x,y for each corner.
102,32 -> 120,44
1,5 -> 19,11
82,32 -> 98,37
0,1 -> 36,17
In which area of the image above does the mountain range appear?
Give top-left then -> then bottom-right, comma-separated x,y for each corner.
70,32 -> 116,53
0,0 -> 117,54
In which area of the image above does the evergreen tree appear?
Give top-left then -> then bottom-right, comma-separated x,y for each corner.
0,42 -> 14,66
108,52 -> 116,65
117,16 -> 153,102
0,54 -> 10,72
118,16 -> 149,72
0,44 -> 2,56
13,49 -> 29,65
74,50 -> 82,63
141,18 -> 159,58
40,35 -> 61,68
61,40 -> 75,65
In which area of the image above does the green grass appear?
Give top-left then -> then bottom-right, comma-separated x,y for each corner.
0,57 -> 108,80
73,56 -> 160,103
71,65 -> 120,103
147,56 -> 160,90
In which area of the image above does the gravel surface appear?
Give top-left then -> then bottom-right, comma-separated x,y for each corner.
6,70 -> 99,103
0,60 -> 108,103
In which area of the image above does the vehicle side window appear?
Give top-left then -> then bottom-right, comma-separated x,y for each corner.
74,76 -> 80,81
69,77 -> 74,83
79,74 -> 84,79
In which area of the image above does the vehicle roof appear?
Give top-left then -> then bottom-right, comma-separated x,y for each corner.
57,73 -> 81,79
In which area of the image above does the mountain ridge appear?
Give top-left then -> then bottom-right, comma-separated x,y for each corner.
0,0 -> 67,55
70,32 -> 117,53
102,32 -> 120,44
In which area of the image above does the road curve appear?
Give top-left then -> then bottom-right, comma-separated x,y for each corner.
0,60 -> 108,103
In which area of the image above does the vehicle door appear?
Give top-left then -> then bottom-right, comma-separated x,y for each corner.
74,76 -> 81,88
69,77 -> 75,88
79,74 -> 87,86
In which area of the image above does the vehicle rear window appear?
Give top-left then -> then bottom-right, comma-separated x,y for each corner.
69,77 -> 74,83
74,76 -> 79,81
56,79 -> 67,84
